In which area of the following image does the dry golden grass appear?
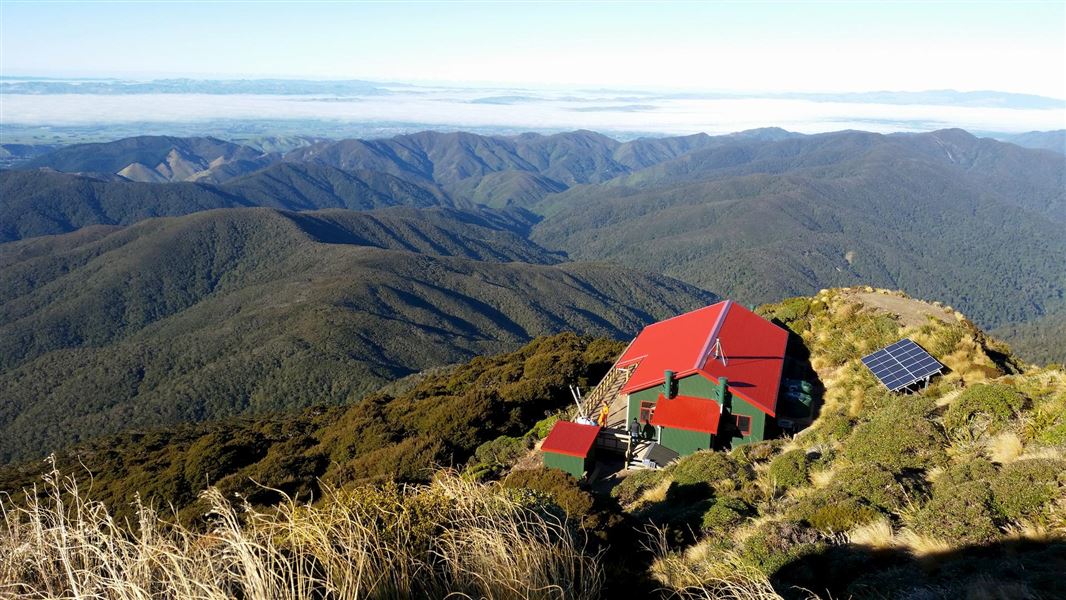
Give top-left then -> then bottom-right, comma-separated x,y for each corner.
894,529 -> 953,556
1002,521 -> 1056,543
845,517 -> 895,550
634,477 -> 674,508
645,527 -> 817,600
808,467 -> 835,490
935,388 -> 963,408
1015,446 -> 1066,462
0,466 -> 603,600
987,432 -> 1024,463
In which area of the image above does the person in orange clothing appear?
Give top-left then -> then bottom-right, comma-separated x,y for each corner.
596,402 -> 610,427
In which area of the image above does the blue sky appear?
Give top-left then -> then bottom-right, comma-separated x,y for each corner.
2,1 -> 1064,97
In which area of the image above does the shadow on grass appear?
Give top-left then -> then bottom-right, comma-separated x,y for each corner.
774,322 -> 826,433
770,536 -> 1066,600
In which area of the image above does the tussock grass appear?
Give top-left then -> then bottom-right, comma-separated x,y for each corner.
893,529 -> 954,556
987,432 -> 1024,464
634,477 -> 674,508
0,466 -> 603,600
845,517 -> 895,549
646,527 -> 812,600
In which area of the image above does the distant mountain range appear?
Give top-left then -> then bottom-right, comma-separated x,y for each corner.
23,135 -> 274,183
993,130 -> 1066,154
7,128 -> 1063,328
0,78 -> 390,96
6,77 -> 1062,109
2,126 -> 1064,460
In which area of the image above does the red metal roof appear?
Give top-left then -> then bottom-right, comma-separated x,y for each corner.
541,421 -> 601,458
616,300 -> 787,417
649,393 -> 722,434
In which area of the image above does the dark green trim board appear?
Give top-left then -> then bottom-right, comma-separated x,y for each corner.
659,426 -> 713,455
543,451 -> 587,478
628,373 -> 726,442
627,372 -> 771,453
724,397 -> 766,447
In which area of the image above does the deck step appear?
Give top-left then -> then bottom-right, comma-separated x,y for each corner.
582,364 -> 635,420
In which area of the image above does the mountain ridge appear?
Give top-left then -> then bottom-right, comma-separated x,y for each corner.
0,206 -> 716,463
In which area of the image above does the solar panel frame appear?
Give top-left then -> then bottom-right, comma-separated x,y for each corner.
861,339 -> 943,391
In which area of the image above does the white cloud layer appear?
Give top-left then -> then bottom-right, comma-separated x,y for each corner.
3,88 -> 1063,135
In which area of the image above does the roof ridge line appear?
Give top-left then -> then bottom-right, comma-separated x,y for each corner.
694,299 -> 733,370
643,300 -> 726,328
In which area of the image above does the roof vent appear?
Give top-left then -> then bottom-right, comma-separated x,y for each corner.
711,337 -> 728,366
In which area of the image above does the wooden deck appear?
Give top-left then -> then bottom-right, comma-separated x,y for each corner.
593,427 -> 678,470
582,365 -> 635,428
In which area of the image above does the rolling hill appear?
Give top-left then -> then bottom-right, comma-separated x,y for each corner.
24,135 -> 274,183
0,165 -> 452,242
7,127 -> 1065,365
530,129 -> 1066,334
0,207 -> 715,463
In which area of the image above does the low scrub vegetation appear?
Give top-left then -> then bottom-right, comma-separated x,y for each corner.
0,334 -> 625,523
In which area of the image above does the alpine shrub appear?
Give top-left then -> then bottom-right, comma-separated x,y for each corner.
911,481 -> 998,545
831,465 -> 908,512
844,398 -> 946,471
989,458 -> 1065,522
671,451 -> 748,488
801,498 -> 881,533
945,383 -> 1026,433
502,468 -> 594,519
768,449 -> 810,489
741,520 -> 824,575
700,497 -> 752,532
610,469 -> 665,505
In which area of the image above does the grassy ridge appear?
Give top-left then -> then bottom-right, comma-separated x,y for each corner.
605,288 -> 1066,598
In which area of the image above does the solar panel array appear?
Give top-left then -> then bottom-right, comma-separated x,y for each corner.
861,338 -> 944,391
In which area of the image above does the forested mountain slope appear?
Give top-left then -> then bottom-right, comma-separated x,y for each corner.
222,162 -> 455,210
997,129 -> 1066,154
0,333 -> 626,517
993,308 -> 1066,367
0,207 -> 714,463
284,129 -> 718,186
7,127 -> 1065,362
0,165 -> 451,242
531,129 -> 1066,332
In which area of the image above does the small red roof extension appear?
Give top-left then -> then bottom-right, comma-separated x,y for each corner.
541,421 -> 601,458
649,393 -> 721,434
616,300 -> 787,417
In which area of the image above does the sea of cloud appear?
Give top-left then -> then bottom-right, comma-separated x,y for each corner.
2,84 -> 1063,135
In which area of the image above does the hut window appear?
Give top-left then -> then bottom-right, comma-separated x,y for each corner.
639,401 -> 655,422
734,414 -> 751,436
